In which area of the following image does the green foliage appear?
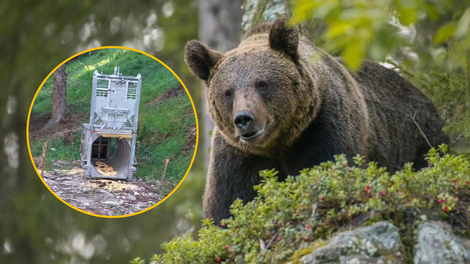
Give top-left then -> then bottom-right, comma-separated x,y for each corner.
292,0 -> 470,71
30,48 -> 196,183
146,146 -> 470,263
129,257 -> 146,264
30,131 -> 82,171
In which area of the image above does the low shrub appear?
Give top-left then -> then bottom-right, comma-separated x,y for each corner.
132,145 -> 470,264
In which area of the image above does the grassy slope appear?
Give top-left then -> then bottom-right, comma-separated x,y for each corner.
29,48 -> 196,182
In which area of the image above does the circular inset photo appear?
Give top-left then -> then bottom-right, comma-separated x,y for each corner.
27,47 -> 198,217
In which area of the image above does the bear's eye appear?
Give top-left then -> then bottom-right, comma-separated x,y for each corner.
255,81 -> 268,91
224,90 -> 233,99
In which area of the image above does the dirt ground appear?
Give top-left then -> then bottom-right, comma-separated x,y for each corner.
40,160 -> 174,216
149,85 -> 186,105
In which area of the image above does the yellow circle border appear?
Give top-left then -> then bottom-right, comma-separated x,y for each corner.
26,46 -> 199,218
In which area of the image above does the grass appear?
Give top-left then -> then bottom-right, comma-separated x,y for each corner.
29,48 -> 196,183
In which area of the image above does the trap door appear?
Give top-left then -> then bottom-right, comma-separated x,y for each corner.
105,80 -> 129,128
107,80 -> 127,109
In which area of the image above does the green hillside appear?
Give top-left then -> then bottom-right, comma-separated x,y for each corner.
29,48 -> 197,183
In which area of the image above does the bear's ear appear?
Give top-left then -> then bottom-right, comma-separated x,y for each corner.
185,40 -> 224,81
269,17 -> 299,61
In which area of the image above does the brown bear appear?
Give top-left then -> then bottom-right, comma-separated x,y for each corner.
185,18 -> 449,223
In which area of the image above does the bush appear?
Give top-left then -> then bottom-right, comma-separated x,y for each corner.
132,146 -> 470,264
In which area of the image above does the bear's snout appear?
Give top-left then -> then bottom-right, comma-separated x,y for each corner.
233,110 -> 265,141
234,110 -> 254,131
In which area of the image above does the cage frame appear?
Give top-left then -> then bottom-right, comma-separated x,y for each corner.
80,68 -> 142,180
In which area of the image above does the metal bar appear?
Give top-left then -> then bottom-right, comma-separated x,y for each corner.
124,81 -> 128,108
133,74 -> 142,131
96,77 -> 139,81
98,136 -> 102,159
90,71 -> 98,126
128,134 -> 137,180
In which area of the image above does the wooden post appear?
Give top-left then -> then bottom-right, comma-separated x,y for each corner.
162,159 -> 170,181
136,141 -> 141,163
41,142 -> 47,177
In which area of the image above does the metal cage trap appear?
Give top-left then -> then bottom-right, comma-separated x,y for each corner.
80,67 -> 142,180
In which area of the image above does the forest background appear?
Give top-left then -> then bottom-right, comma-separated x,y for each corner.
0,0 -> 469,263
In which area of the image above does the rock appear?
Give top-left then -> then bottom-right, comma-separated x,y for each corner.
414,222 -> 470,264
103,201 -> 119,206
125,194 -> 136,201
301,221 -> 404,264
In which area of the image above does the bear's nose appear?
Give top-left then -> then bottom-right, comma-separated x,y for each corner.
234,111 -> 254,130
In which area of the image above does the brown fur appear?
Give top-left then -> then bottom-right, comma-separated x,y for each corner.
185,18 -> 449,223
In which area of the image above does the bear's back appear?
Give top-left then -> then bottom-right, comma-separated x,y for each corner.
351,60 -> 449,170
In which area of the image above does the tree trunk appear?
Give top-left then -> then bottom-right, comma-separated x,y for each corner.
199,0 -> 244,166
242,1 -> 325,42
40,64 -> 69,131
242,0 -> 290,33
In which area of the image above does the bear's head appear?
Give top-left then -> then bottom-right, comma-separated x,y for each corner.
185,18 -> 319,156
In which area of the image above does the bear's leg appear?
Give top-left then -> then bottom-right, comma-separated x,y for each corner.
204,132 -> 281,223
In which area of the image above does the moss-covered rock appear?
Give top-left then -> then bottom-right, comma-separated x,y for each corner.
300,221 -> 403,264
414,222 -> 470,264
